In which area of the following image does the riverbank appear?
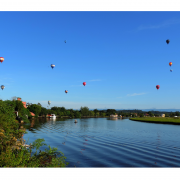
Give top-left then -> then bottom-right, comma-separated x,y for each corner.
129,117 -> 180,124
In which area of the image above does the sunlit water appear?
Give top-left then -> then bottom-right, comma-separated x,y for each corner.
23,118 -> 180,167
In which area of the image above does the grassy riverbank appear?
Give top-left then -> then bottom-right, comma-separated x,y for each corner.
129,117 -> 180,124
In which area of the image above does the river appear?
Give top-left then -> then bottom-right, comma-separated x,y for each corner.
23,117 -> 180,167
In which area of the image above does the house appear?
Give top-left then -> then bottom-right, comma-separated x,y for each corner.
161,114 -> 165,117
17,97 -> 35,117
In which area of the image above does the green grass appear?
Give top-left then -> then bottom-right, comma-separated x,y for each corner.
129,117 -> 180,124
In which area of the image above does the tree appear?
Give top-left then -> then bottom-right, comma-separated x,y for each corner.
66,111 -> 70,116
74,111 -> 81,118
39,107 -> 48,116
89,111 -> 95,117
93,109 -> 98,116
80,106 -> 89,116
175,111 -> 180,116
170,112 -> 175,117
70,111 -> 74,118
147,111 -> 154,117
27,104 -> 42,116
101,112 -> 106,117
106,109 -> 116,116
37,102 -> 42,107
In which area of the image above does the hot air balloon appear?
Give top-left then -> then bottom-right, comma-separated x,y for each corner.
156,85 -> 160,90
169,62 -> 172,67
0,57 -> 4,63
64,40 -> 66,43
1,85 -> 5,90
51,64 -> 55,69
48,101 -> 51,105
170,69 -> 173,72
83,82 -> 86,86
166,39 -> 170,44
65,90 -> 68,94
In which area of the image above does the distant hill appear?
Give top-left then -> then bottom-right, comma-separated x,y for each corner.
88,109 -> 180,112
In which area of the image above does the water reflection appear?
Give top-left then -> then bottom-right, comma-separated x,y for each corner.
23,117 -> 180,167
109,117 -> 118,121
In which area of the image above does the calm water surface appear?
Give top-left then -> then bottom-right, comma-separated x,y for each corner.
23,118 -> 180,167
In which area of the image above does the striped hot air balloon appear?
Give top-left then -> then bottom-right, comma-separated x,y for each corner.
0,57 -> 4,63
65,90 -> 68,94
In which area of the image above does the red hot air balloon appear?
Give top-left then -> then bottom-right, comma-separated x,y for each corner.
83,82 -> 86,86
169,62 -> 172,67
156,85 -> 160,90
0,57 -> 4,63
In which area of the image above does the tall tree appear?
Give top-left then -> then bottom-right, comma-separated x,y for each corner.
80,106 -> 89,116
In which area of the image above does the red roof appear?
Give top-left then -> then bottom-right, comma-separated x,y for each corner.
30,112 -> 35,116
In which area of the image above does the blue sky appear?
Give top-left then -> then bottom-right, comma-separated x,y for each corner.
1,11 -> 180,110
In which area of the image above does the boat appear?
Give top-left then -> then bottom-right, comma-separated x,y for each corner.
110,114 -> 118,118
74,119 -> 78,123
49,114 -> 56,118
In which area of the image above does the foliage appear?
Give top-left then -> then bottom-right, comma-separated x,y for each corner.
139,113 -> 144,117
89,111 -> 95,116
39,107 -> 48,116
74,111 -> 81,118
15,100 -> 24,112
93,109 -> 98,116
80,106 -> 89,116
0,99 -> 68,167
18,107 -> 31,123
0,139 -> 69,167
27,104 -> 41,116
106,109 -> 116,116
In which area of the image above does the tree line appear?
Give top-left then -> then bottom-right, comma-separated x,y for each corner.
2,98 -> 179,119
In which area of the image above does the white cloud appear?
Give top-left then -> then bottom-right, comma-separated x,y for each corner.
137,18 -> 180,31
127,92 -> 147,96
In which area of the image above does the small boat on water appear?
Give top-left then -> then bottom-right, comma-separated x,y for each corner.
74,119 -> 78,123
110,114 -> 118,118
49,114 -> 56,119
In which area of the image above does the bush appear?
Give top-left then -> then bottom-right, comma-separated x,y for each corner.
0,100 -> 68,167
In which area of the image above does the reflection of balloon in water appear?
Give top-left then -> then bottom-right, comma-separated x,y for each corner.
64,40 -> 66,43
170,69 -> 173,72
48,101 -> 51,105
83,82 -> 86,86
156,85 -> 160,90
166,39 -> 170,44
0,57 -> 4,63
169,62 -> 172,67
51,64 -> 55,69
1,85 -> 5,90
65,90 -> 68,94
